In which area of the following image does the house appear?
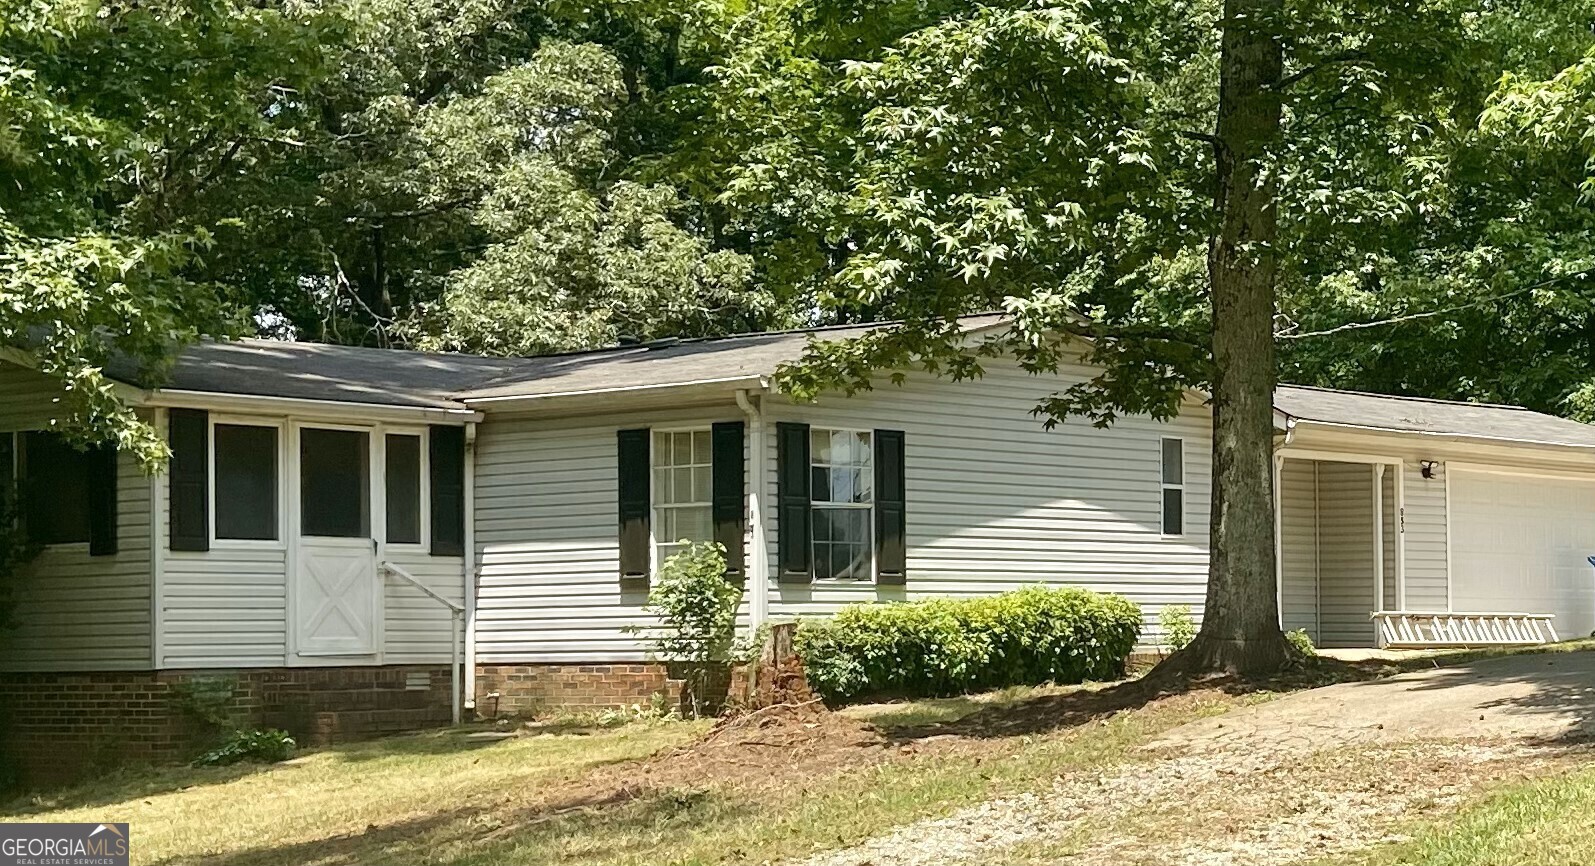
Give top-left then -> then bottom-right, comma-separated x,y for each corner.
2,318 -> 1594,783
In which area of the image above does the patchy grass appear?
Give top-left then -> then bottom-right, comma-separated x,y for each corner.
1319,764 -> 1595,866
2,684 -> 1258,866
12,645 -> 1579,866
2,720 -> 707,865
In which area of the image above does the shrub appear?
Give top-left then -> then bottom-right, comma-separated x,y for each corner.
194,729 -> 295,767
795,586 -> 1142,703
633,541 -> 742,717
1286,627 -> 1317,657
1158,604 -> 1196,652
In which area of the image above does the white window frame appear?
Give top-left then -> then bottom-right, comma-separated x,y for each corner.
1160,436 -> 1186,538
649,426 -> 714,572
810,426 -> 876,582
379,426 -> 430,550
208,415 -> 288,550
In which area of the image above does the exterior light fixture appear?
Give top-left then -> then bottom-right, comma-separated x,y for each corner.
1420,460 -> 1437,479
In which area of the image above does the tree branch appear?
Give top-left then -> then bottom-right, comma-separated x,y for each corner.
1269,52 -> 1369,92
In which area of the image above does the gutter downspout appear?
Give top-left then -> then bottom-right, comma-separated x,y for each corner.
462,421 -> 479,717
735,386 -> 770,630
1273,418 -> 1295,629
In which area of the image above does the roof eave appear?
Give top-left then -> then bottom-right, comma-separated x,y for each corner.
461,376 -> 770,415
1285,417 -> 1595,453
141,389 -> 483,424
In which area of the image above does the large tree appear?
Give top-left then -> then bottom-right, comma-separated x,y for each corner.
0,0 -> 331,465
706,0 -> 1595,672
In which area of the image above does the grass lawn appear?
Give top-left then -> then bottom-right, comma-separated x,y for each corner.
0,684 -> 1256,866
1320,766 -> 1595,866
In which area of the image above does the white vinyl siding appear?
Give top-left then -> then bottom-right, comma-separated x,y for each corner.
381,549 -> 465,663
1278,458 -> 1318,634
762,357 -> 1213,646
1314,462 -> 1378,647
1403,459 -> 1448,609
473,408 -> 743,663
158,412 -> 462,669
0,447 -> 154,671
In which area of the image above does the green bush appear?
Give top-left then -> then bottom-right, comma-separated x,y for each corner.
1158,604 -> 1196,651
1286,627 -> 1317,657
795,586 -> 1142,703
194,728 -> 296,767
633,541 -> 741,717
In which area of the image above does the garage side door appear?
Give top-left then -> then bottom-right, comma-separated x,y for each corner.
1450,470 -> 1595,638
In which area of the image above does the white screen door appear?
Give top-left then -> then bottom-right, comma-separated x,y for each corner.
293,426 -> 379,657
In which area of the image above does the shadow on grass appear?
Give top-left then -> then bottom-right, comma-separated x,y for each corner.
1,728 -> 520,815
147,784 -> 745,866
2,760 -> 285,818
878,656 -> 1386,741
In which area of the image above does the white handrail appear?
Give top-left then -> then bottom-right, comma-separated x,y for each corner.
381,561 -> 464,612
381,561 -> 465,725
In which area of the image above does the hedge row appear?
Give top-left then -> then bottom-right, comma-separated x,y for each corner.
794,586 -> 1142,703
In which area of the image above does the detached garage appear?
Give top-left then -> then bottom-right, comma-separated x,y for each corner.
1274,385 -> 1595,648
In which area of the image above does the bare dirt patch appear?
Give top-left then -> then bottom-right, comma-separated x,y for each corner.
640,700 -> 893,788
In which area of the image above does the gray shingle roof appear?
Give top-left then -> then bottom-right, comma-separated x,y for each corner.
120,339 -> 521,410
119,330 -> 1595,451
126,315 -> 1010,409
1274,384 -> 1595,448
458,322 -> 893,401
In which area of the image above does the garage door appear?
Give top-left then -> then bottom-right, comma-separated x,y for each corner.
1450,469 -> 1595,638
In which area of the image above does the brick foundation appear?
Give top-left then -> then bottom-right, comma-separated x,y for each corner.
0,665 -> 451,790
474,663 -> 685,716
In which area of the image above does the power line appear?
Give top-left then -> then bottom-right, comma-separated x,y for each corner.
1277,267 -> 1595,341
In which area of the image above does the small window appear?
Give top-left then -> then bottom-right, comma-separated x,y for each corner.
385,433 -> 422,545
214,424 -> 279,541
1161,437 -> 1184,536
652,429 -> 712,563
811,429 -> 873,579
22,431 -> 91,545
301,428 -> 370,538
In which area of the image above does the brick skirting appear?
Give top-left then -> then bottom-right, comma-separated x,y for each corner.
0,666 -> 452,790
474,663 -> 684,716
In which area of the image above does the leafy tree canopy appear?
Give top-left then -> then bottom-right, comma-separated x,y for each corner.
1,0 -> 331,464
696,0 -> 1595,424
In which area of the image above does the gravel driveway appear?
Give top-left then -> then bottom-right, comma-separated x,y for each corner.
794,652 -> 1595,866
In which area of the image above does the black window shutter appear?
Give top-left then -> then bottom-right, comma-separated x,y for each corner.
874,429 -> 907,584
711,421 -> 746,583
0,432 -> 13,500
617,428 -> 651,584
168,408 -> 210,552
88,443 -> 118,556
429,425 -> 466,556
1,433 -> 17,539
775,422 -> 812,582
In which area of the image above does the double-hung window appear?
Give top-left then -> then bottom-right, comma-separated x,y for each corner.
1161,437 -> 1185,536
652,429 -> 713,563
811,429 -> 873,580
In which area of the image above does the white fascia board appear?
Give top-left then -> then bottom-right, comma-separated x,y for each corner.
461,375 -> 766,408
1283,418 -> 1595,457
137,389 -> 482,424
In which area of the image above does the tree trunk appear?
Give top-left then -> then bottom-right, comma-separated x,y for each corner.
1162,0 -> 1293,676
